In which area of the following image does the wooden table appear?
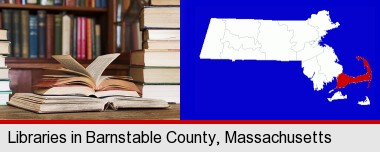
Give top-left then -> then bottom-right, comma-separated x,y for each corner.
0,104 -> 179,120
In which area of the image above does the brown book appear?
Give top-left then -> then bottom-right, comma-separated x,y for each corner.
140,7 -> 180,29
150,0 -> 180,6
65,0 -> 76,6
46,14 -> 54,59
86,18 -> 92,60
20,10 -> 30,58
143,40 -> 180,50
8,93 -> 170,114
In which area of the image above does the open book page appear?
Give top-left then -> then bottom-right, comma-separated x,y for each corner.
43,68 -> 91,78
85,53 -> 120,86
52,55 -> 92,78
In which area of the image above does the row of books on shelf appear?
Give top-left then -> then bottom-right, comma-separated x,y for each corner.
1,9 -> 101,59
0,0 -> 108,8
0,29 -> 11,105
129,2 -> 180,103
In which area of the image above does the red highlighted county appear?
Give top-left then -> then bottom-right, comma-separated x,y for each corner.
335,56 -> 372,89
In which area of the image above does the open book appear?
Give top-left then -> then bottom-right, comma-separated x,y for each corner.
33,54 -> 141,98
8,93 -> 169,114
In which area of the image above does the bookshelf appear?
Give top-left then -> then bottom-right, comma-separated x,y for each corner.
0,0 -> 130,93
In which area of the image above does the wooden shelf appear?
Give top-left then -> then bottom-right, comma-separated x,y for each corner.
0,4 -> 107,13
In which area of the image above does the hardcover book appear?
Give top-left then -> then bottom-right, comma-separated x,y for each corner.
129,66 -> 180,84
8,93 -> 169,113
37,10 -> 47,58
46,14 -> 54,58
12,10 -> 21,57
140,7 -> 180,29
33,53 -> 142,97
21,10 -> 30,58
29,15 -> 38,58
150,0 -> 180,6
54,14 -> 62,55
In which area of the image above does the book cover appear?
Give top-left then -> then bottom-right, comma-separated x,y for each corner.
20,10 -> 29,58
12,10 -> 21,58
62,15 -> 71,55
37,10 -> 46,58
54,14 -> 62,55
29,15 -> 38,58
46,14 -> 54,59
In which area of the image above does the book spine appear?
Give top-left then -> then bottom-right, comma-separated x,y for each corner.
53,0 -> 61,5
21,0 -> 26,5
29,15 -> 38,58
37,11 -> 46,58
39,0 -> 53,5
102,0 -> 107,8
91,19 -> 95,59
71,15 -> 77,58
81,17 -> 86,59
2,10 -> 11,56
54,14 -> 62,55
20,10 -> 29,58
65,0 -> 75,6
86,18 -> 92,60
45,14 -> 54,59
95,0 -> 100,8
76,17 -> 81,59
90,0 -> 94,7
62,15 -> 71,55
15,0 -> 21,4
12,10 -> 21,58
26,0 -> 37,4
95,24 -> 101,58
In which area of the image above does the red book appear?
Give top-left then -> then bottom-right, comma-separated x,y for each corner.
15,0 -> 21,4
76,17 -> 81,59
46,14 -> 54,59
81,17 -> 86,60
65,0 -> 76,6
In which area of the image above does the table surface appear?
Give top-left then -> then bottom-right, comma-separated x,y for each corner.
0,104 -> 179,120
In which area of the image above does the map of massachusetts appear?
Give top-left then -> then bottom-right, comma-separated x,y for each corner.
200,10 -> 372,104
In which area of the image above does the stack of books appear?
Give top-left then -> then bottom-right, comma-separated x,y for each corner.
8,53 -> 169,113
0,29 -> 12,105
130,0 -> 180,103
0,0 -> 108,8
1,9 -> 101,59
